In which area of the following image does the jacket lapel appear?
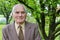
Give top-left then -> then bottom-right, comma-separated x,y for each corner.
10,22 -> 19,40
24,21 -> 31,40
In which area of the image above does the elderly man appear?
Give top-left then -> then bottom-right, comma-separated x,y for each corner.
2,4 -> 41,40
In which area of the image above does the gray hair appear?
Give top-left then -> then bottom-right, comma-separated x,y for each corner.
11,4 -> 27,16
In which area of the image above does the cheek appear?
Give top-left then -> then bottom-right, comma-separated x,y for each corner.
13,14 -> 18,19
23,14 -> 26,18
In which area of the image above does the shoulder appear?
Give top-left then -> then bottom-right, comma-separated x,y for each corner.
26,21 -> 38,28
2,23 -> 14,32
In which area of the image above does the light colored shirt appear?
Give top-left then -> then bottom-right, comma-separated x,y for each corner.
15,22 -> 25,36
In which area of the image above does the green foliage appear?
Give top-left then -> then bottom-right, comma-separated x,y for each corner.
18,0 -> 60,40
0,0 -> 60,40
0,0 -> 19,24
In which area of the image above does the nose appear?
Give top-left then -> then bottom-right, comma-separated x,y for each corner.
19,13 -> 22,16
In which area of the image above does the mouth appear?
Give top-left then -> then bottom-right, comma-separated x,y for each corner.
17,17 -> 23,19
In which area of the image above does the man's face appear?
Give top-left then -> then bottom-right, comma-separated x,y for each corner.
12,5 -> 26,24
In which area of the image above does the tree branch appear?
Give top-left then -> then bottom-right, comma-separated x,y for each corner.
54,32 -> 60,38
55,21 -> 60,27
18,0 -> 34,10
1,10 -> 6,17
51,27 -> 60,36
55,27 -> 60,33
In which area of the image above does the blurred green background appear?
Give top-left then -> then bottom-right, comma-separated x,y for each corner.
0,0 -> 60,40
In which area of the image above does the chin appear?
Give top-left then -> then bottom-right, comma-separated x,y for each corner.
16,19 -> 25,23
17,21 -> 24,23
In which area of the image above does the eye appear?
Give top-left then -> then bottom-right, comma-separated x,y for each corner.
15,11 -> 19,14
21,11 -> 25,14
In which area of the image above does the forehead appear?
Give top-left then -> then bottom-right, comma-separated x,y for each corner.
13,5 -> 25,12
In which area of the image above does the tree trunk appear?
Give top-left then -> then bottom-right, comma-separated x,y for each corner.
6,18 -> 9,24
6,15 -> 9,24
45,36 -> 55,40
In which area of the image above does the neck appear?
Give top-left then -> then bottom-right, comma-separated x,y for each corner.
16,22 -> 25,25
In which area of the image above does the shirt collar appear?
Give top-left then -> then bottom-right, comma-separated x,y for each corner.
15,22 -> 25,29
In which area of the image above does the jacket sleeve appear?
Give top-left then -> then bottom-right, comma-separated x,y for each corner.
2,28 -> 8,40
34,25 -> 42,40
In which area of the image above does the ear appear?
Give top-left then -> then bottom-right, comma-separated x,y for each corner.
25,13 -> 27,17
